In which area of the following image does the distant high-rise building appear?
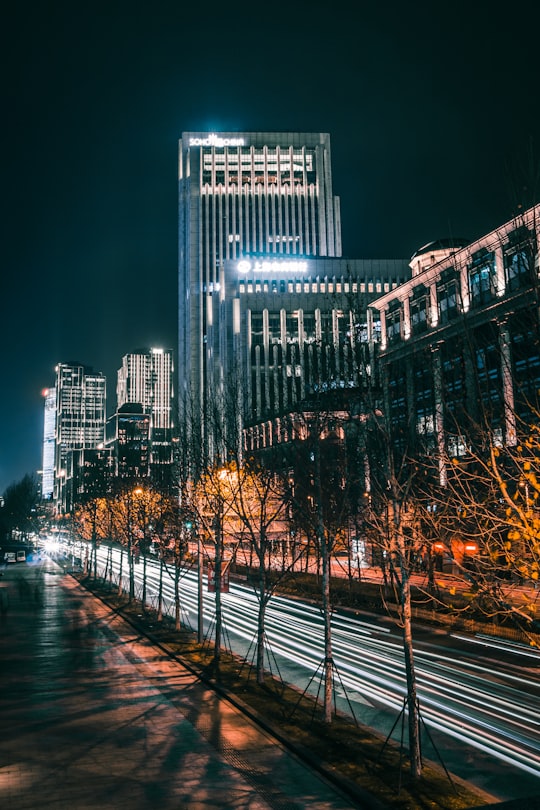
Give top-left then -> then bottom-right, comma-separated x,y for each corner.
178,131 -> 343,442
106,405 -> 151,480
113,348 -> 174,475
117,348 -> 173,431
52,363 -> 106,511
41,387 -> 56,499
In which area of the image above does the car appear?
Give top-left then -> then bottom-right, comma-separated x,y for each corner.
4,552 -> 16,564
16,550 -> 26,563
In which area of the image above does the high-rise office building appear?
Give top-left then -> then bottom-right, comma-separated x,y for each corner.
222,256 -> 409,449
41,387 -> 56,499
178,132 -> 342,424
52,363 -> 107,511
106,405 -> 151,480
117,348 -> 173,431
112,348 -> 174,473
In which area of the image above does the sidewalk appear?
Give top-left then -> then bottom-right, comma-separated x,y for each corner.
0,558 -> 361,810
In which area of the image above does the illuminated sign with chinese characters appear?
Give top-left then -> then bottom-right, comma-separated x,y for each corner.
189,134 -> 245,147
237,259 -> 308,274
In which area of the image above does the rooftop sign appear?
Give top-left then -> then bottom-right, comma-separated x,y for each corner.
189,134 -> 245,147
237,259 -> 308,274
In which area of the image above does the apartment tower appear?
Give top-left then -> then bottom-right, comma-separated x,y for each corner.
52,362 -> 106,511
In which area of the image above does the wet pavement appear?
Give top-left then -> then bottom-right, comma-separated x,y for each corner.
0,558 -> 362,810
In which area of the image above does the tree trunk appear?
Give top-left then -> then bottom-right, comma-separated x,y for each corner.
174,562 -> 181,630
214,511 -> 223,671
128,541 -> 135,603
157,557 -> 163,622
118,547 -> 124,597
315,438 -> 333,725
256,560 -> 267,686
322,531 -> 333,723
197,535 -> 204,643
400,550 -> 422,779
92,520 -> 97,580
142,550 -> 147,610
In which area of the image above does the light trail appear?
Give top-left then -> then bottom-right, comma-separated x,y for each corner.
451,632 -> 540,661
88,546 -> 540,783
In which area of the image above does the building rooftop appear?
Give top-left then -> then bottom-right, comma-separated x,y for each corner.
410,237 -> 469,261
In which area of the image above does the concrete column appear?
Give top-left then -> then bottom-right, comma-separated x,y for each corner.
402,298 -> 411,340
495,245 -> 505,297
432,346 -> 447,485
499,321 -> 517,446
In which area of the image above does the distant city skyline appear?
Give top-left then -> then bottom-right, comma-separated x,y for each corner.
41,348 -> 175,507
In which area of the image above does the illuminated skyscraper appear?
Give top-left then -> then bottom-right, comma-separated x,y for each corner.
117,348 -> 173,431
52,363 -> 106,510
113,348 -> 174,473
41,387 -> 56,499
178,131 -> 342,421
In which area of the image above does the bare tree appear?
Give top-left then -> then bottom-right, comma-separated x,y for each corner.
219,453 -> 301,686
71,495 -> 109,579
423,422 -> 540,636
358,411 -> 424,780
278,404 -> 358,724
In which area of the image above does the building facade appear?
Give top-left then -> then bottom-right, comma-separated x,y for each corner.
106,405 -> 150,480
116,349 -> 173,430
370,204 -> 540,471
51,363 -> 107,512
111,348 -> 174,476
178,131 -> 342,433
41,387 -> 56,499
217,256 -> 410,449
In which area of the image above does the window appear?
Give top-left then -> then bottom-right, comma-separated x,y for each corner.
410,295 -> 429,334
505,247 -> 531,291
469,250 -> 495,306
437,278 -> 458,323
447,434 -> 468,457
386,307 -> 402,344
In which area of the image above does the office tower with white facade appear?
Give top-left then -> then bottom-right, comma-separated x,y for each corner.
117,348 -> 173,430
114,348 -> 174,471
178,131 -> 342,426
53,363 -> 107,510
41,387 -> 56,499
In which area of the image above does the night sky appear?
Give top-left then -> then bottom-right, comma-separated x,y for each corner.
2,0 -> 539,495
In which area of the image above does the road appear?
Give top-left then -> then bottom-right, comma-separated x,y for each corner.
71,544 -> 540,800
